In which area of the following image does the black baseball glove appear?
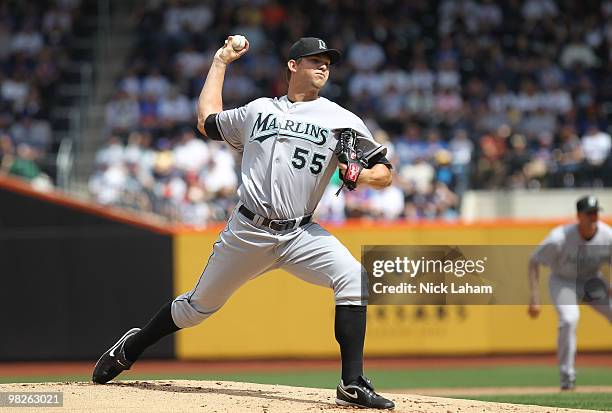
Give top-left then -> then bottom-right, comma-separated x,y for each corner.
333,128 -> 388,195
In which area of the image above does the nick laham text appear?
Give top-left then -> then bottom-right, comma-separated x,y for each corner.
373,282 -> 493,294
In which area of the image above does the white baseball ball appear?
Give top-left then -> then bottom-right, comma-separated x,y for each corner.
231,35 -> 246,51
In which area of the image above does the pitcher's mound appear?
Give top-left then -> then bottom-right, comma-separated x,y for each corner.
0,380 -> 601,412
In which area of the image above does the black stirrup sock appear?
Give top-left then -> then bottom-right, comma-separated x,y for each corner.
335,304 -> 367,385
123,301 -> 181,362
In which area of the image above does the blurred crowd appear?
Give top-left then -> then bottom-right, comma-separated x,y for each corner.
85,0 -> 612,224
0,0 -> 81,189
90,129 -> 237,227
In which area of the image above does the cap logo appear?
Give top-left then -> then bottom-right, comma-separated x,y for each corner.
588,196 -> 596,206
318,40 -> 326,49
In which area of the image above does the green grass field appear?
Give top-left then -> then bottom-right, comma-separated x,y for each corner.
4,366 -> 611,388
2,365 -> 611,410
458,393 -> 612,411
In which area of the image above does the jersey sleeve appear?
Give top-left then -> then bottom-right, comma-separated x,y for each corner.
531,228 -> 563,266
215,104 -> 249,151
351,117 -> 392,169
367,152 -> 392,169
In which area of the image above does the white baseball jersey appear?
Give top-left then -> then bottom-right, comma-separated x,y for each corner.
214,95 -> 385,219
531,221 -> 612,280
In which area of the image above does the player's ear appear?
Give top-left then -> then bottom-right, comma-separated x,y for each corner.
287,59 -> 298,82
287,59 -> 298,73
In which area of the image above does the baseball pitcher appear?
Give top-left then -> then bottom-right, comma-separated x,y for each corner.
528,195 -> 612,390
92,36 -> 395,409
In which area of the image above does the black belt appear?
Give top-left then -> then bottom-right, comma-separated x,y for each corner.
239,205 -> 312,231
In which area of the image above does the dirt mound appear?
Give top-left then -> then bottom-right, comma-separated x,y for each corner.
0,380 -> 602,412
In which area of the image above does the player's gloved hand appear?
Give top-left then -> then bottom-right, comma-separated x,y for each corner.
527,302 -> 541,318
214,35 -> 250,65
582,277 -> 609,303
334,128 -> 368,194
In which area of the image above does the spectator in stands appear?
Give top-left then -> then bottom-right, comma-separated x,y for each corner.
433,149 -> 454,188
344,187 -> 376,219
159,86 -> 192,125
437,58 -> 461,90
11,21 -> 43,56
580,125 -> 612,186
43,5 -> 73,36
89,161 -> 127,206
179,181 -> 211,228
540,82 -> 573,114
2,71 -> 29,112
405,88 -> 435,117
369,180 -> 405,220
106,90 -> 140,134
435,87 -> 463,119
399,156 -> 435,195
408,59 -> 435,92
505,134 -> 531,188
553,125 -> 584,187
21,87 -> 44,119
121,161 -> 152,212
522,0 -> 559,20
173,128 -> 209,173
119,65 -> 142,98
142,67 -> 170,99
9,115 -> 51,154
449,129 -> 473,197
473,133 -> 507,190
379,83 -> 405,120
525,132 -> 555,188
560,32 -> 599,69
4,144 -> 41,180
519,107 -> 557,139
138,92 -> 160,130
150,138 -> 182,217
95,135 -> 124,167
394,124 -> 425,166
423,129 -> 448,161
123,131 -> 156,193
175,43 -> 207,79
433,182 -> 459,220
348,36 -> 386,72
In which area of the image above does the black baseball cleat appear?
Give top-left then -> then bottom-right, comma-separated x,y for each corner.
92,328 -> 140,384
336,375 -> 395,409
561,378 -> 576,391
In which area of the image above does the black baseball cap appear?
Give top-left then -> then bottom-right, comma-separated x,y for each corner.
576,195 -> 601,213
288,37 -> 341,64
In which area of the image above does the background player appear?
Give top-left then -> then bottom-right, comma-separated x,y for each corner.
528,195 -> 612,390
92,35 -> 395,410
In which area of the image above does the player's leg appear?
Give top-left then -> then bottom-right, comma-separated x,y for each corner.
279,223 -> 393,409
278,223 -> 366,384
93,210 -> 277,384
171,227 -> 277,329
549,276 -> 580,389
